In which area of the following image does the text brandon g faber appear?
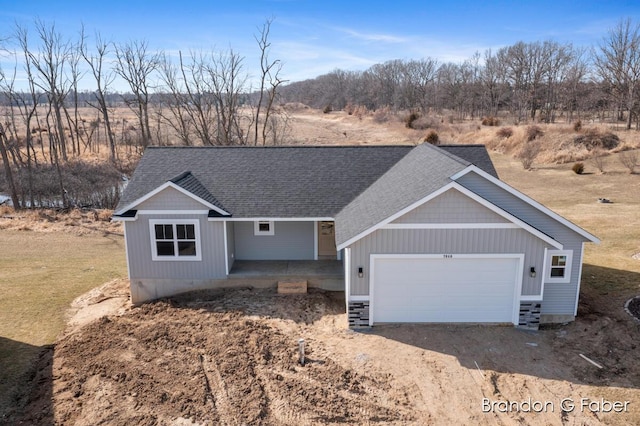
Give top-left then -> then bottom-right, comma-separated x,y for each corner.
482,397 -> 630,413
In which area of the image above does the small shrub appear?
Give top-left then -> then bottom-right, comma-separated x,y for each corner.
323,105 -> 332,114
572,162 -> 585,174
573,120 -> 582,132
424,130 -> 439,145
589,149 -> 606,173
496,127 -> 513,139
344,103 -> 355,115
573,129 -> 620,150
410,116 -> 438,130
526,125 -> 544,141
405,112 -> 420,129
482,116 -> 500,126
372,107 -> 391,123
517,140 -> 541,170
619,149 -> 639,173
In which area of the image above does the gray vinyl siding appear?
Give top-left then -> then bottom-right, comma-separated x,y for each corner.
457,171 -> 590,315
348,228 -> 550,296
137,186 -> 208,210
392,189 -> 508,224
456,172 -> 588,245
226,221 -> 235,272
234,221 -> 314,260
541,240 -> 584,315
125,214 -> 226,280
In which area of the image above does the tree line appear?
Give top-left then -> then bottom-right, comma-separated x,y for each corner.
0,18 -> 286,209
280,19 -> 640,130
1,18 -> 640,210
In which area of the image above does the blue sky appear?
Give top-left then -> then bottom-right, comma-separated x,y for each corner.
1,0 -> 639,91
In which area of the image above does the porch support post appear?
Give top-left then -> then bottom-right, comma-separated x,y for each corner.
313,220 -> 318,260
223,220 -> 229,275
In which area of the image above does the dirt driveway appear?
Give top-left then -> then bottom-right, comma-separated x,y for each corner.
11,283 -> 640,425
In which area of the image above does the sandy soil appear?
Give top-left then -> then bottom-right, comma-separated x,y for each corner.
8,280 -> 639,425
4,110 -> 640,425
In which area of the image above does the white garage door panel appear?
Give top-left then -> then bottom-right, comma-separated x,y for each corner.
373,257 -> 519,323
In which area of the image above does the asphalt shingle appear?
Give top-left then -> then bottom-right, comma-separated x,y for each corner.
334,143 -> 469,246
117,144 -> 498,244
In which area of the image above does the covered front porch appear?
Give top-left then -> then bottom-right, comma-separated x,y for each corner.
228,259 -> 344,291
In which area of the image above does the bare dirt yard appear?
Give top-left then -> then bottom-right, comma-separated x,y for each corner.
3,109 -> 640,425
11,283 -> 640,425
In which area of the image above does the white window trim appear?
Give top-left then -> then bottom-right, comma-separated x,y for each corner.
544,249 -> 573,283
149,219 -> 202,261
254,220 -> 275,236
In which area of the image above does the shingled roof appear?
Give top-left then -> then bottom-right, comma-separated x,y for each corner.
116,144 -> 498,221
335,143 -> 470,246
169,171 -> 229,214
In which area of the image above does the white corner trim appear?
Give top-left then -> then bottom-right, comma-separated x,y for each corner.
115,181 -> 229,217
574,243 -> 585,316
452,165 -> 600,244
223,220 -> 229,275
344,248 -> 351,311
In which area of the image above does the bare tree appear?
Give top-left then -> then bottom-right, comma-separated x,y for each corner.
157,52 -> 194,145
253,18 -> 287,145
593,18 -> 640,130
206,48 -> 250,145
114,40 -> 160,147
81,28 -> 117,160
0,61 -> 20,209
27,20 -> 72,161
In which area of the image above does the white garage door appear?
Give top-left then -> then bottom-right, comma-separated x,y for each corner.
372,255 -> 521,324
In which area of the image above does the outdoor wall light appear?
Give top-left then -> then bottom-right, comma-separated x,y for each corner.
530,267 -> 536,278
358,267 -> 364,278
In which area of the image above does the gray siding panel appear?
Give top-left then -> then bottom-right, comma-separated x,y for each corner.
234,221 -> 314,260
125,214 -> 226,280
137,186 -> 208,210
541,241 -> 583,315
349,228 -> 550,296
457,172 -> 587,244
457,171 -> 589,315
393,189 -> 508,223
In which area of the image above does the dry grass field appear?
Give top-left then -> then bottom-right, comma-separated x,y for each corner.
1,108 -> 639,424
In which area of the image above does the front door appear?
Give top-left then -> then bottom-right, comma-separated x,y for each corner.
317,221 -> 337,258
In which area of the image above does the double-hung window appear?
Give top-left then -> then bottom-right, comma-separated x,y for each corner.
545,250 -> 572,283
150,219 -> 201,261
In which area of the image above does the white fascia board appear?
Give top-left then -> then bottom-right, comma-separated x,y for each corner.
115,181 -> 229,217
111,215 -> 138,222
452,165 -> 600,244
336,183 -> 456,251
208,217 -> 335,222
336,181 -> 563,251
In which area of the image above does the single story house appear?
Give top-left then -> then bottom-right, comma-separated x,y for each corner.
113,143 -> 599,328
